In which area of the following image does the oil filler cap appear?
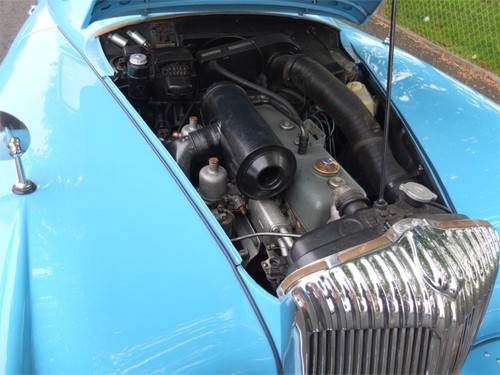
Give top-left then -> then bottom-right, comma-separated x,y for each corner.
313,157 -> 340,176
400,182 -> 437,203
129,53 -> 148,66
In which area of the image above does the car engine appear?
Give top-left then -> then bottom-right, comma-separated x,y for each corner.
100,14 -> 476,290
99,15 -> 499,374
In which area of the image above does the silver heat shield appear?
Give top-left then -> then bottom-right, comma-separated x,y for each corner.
278,218 -> 500,374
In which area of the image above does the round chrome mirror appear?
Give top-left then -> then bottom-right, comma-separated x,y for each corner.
0,111 -> 36,194
0,111 -> 31,161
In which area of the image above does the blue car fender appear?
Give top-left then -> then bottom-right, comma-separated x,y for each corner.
0,7 -> 281,373
340,23 -> 500,371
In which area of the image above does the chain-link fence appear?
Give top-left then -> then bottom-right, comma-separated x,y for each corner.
385,0 -> 499,75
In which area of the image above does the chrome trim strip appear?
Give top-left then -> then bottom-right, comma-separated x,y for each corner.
280,218 -> 493,295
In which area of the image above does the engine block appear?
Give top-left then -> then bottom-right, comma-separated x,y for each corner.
256,105 -> 365,231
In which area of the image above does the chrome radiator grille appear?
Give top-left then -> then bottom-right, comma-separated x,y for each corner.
308,328 -> 433,374
279,219 -> 500,374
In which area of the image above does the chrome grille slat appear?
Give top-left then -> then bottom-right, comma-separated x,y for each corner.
345,330 -> 354,374
309,329 -> 318,374
452,309 -> 475,372
280,219 -> 500,374
338,331 -> 346,373
326,330 -> 333,374
362,328 -> 372,374
419,328 -> 432,373
410,328 -> 423,374
372,329 -> 381,373
319,326 -> 327,374
351,330 -> 362,374
379,328 -> 389,373
387,328 -> 404,374
402,327 -> 414,374
327,329 -> 334,374
393,328 -> 405,374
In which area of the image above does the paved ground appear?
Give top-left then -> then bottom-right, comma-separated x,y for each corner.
0,0 -> 498,102
0,0 -> 33,62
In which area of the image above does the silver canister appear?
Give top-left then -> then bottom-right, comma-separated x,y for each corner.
127,53 -> 149,100
199,157 -> 228,204
181,116 -> 202,137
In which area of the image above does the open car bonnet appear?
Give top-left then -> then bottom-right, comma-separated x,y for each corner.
85,0 -> 383,27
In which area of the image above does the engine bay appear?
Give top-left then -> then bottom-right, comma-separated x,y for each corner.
100,15 -> 458,293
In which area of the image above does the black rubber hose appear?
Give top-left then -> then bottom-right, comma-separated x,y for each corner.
208,60 -> 309,154
271,54 -> 409,201
165,123 -> 221,176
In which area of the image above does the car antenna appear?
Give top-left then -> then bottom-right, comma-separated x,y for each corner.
375,0 -> 398,210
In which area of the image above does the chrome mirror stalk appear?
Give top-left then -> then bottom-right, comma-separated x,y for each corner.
0,111 -> 37,195
8,136 -> 36,195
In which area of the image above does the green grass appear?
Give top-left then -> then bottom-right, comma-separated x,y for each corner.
386,0 -> 500,75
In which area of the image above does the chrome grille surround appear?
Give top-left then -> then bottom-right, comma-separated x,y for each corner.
278,218 -> 500,374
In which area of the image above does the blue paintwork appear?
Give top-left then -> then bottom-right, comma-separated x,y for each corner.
339,24 -> 500,229
338,22 -> 500,372
0,0 -> 499,373
85,0 -> 382,26
0,199 -> 32,373
0,3 -> 280,373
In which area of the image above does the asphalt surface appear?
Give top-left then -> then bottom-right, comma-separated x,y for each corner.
0,0 -> 498,102
0,0 -> 33,62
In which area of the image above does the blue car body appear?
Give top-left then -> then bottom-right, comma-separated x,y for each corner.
0,1 -> 498,373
